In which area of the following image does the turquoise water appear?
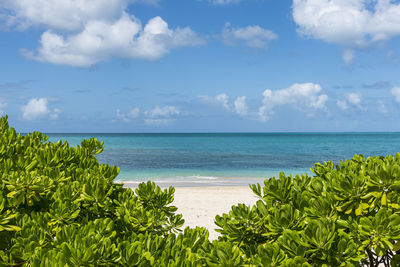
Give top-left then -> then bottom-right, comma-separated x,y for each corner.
47,133 -> 400,186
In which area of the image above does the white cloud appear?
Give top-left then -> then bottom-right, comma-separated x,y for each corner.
116,105 -> 180,125
336,92 -> 366,111
222,23 -> 278,49
145,105 -> 180,118
0,0 -> 158,31
293,0 -> 400,60
377,100 -> 388,114
233,96 -> 248,116
199,93 -> 251,117
116,107 -> 140,122
391,86 -> 400,102
346,92 -> 364,109
0,101 -> 7,116
21,98 -> 61,120
22,98 -> 49,120
23,15 -> 204,67
198,93 -> 230,110
258,83 -> 328,122
144,105 -> 180,125
215,93 -> 230,110
200,85 -> 327,121
50,108 -> 62,120
336,100 -> 348,110
1,1 -> 203,66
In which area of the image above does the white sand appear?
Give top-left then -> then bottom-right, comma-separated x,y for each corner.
172,186 -> 258,240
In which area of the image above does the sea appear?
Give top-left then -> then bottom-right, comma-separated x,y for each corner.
47,133 -> 400,187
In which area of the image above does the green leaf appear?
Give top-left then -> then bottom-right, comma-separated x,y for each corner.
381,192 -> 387,206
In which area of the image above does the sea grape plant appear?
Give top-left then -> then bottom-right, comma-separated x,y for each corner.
0,116 -> 212,266
216,155 -> 400,266
2,113 -> 400,266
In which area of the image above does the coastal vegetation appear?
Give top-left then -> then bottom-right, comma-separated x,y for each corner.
0,115 -> 400,266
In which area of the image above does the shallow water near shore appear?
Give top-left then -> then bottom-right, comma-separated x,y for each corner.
47,132 -> 400,186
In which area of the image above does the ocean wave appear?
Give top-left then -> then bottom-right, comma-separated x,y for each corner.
178,175 -> 218,180
121,175 -> 217,182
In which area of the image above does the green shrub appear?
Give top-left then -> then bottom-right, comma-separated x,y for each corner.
0,116 -> 211,266
2,114 -> 400,266
216,155 -> 400,266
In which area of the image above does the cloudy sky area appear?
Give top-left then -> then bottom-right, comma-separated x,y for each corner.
1,0 -> 400,132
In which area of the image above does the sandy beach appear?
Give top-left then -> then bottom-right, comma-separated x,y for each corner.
172,186 -> 259,240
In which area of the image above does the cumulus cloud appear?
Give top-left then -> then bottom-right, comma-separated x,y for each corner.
293,0 -> 400,61
144,105 -> 180,125
336,100 -> 349,111
198,94 -> 230,109
346,92 -> 364,109
336,92 -> 366,111
0,0 -> 159,31
198,93 -> 249,117
116,107 -> 140,122
222,23 -> 278,49
391,86 -> 400,102
23,15 -> 204,67
233,96 -> 248,116
200,84 -> 327,121
258,83 -> 328,122
1,0 -> 203,66
215,93 -> 230,110
116,105 -> 181,125
0,101 -> 7,116
21,98 -> 61,120
145,105 -> 180,118
50,108 -> 62,120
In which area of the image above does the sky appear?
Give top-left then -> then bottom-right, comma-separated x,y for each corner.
1,0 -> 400,133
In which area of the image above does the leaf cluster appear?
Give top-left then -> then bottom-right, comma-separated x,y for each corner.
0,116 -> 213,266
216,155 -> 400,266
2,114 -> 400,266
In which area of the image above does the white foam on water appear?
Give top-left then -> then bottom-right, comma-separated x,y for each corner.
184,175 -> 218,180
115,170 -> 313,188
119,175 -> 271,188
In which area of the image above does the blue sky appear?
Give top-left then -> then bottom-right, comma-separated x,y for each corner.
1,0 -> 400,132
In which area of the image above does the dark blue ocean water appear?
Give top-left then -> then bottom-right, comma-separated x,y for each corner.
47,133 -> 400,186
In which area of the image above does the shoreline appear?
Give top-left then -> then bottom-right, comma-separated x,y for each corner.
120,176 -> 270,188
126,184 -> 259,240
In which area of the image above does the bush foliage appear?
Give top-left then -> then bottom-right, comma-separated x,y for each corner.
1,115 -> 400,266
216,155 -> 400,266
